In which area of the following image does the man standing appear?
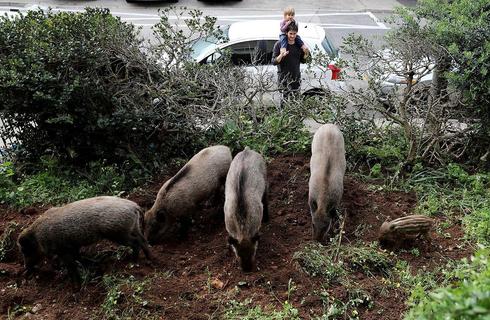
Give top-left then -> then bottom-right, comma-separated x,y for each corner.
272,21 -> 309,107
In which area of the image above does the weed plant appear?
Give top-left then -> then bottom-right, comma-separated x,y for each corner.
0,157 -> 138,208
218,110 -> 311,156
0,222 -> 18,261
292,242 -> 347,284
403,164 -> 490,245
100,274 -> 155,320
312,288 -> 373,320
222,298 -> 300,320
293,242 -> 394,282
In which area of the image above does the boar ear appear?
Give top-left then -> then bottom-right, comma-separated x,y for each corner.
251,233 -> 260,243
228,236 -> 238,246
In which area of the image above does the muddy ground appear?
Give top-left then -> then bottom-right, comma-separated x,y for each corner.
0,154 -> 473,319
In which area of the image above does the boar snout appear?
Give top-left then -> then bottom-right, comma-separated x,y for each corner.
229,236 -> 259,272
312,218 -> 332,243
145,210 -> 168,244
240,256 -> 256,273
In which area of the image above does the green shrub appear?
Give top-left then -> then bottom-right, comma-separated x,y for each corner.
0,8 -> 223,169
405,248 -> 490,320
0,8 -> 154,164
0,161 -> 16,193
414,0 -> 490,160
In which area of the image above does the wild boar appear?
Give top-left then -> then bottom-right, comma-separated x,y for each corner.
225,147 -> 268,272
145,145 -> 232,243
379,215 -> 434,245
308,124 -> 346,242
17,196 -> 152,287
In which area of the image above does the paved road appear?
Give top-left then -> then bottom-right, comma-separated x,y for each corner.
0,0 -> 416,48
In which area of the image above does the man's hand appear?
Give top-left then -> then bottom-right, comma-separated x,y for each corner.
276,49 -> 289,63
301,45 -> 310,57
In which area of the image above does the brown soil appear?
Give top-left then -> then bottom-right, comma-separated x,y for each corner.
0,154 -> 473,319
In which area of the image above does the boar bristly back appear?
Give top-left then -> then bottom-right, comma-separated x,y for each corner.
225,147 -> 267,272
308,124 -> 346,243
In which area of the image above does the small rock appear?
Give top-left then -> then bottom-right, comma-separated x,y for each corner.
211,278 -> 224,290
32,304 -> 42,313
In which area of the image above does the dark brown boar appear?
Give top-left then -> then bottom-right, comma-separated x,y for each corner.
308,124 -> 346,242
144,145 -> 232,243
17,196 -> 152,287
225,147 -> 268,272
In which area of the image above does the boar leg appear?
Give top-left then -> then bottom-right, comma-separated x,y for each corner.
60,252 -> 81,291
133,230 -> 154,261
178,216 -> 191,239
116,233 -> 143,262
158,215 -> 175,240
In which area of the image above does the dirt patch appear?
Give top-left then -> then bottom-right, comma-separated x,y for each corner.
0,154 -> 473,319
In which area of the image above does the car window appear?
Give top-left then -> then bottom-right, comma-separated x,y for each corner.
201,51 -> 223,64
190,25 -> 230,61
321,35 -> 338,58
201,40 -> 279,66
226,41 -> 258,66
223,40 -> 277,66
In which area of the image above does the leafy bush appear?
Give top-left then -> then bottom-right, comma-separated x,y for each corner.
0,162 -> 15,191
336,0 -> 489,165
405,248 -> 490,320
414,0 -> 490,161
0,8 -> 154,164
0,8 -> 230,170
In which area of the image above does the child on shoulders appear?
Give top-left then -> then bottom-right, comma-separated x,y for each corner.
279,6 -> 309,55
